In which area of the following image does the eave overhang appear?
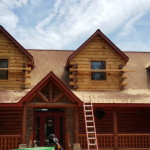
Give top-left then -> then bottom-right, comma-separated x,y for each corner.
66,29 -> 129,68
0,25 -> 34,68
18,71 -> 83,106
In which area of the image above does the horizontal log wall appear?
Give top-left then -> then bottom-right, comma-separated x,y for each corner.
69,35 -> 126,90
117,108 -> 150,133
78,107 -> 150,149
0,31 -> 31,90
0,107 -> 22,135
78,107 -> 113,134
79,107 -> 150,134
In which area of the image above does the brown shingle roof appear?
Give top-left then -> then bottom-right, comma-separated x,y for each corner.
0,50 -> 149,104
73,89 -> 150,104
28,50 -> 73,87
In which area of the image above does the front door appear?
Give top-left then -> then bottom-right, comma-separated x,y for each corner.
34,109 -> 65,147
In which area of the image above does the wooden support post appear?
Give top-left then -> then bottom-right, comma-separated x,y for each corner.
66,132 -> 71,150
75,107 -> 79,143
22,106 -> 27,143
55,117 -> 60,141
113,108 -> 118,150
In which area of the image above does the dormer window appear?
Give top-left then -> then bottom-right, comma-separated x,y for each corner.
0,59 -> 8,79
91,61 -> 106,80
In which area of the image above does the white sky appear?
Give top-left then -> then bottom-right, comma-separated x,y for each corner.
0,0 -> 150,51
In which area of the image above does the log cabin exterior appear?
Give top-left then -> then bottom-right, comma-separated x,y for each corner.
0,25 -> 150,150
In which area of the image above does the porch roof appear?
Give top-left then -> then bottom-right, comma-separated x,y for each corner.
72,89 -> 150,104
0,50 -> 149,104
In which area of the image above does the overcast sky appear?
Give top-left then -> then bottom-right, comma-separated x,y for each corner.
0,0 -> 150,52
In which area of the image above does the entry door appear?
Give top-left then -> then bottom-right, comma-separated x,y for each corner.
35,112 -> 65,147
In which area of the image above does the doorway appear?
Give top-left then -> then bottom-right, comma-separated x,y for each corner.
34,109 -> 65,147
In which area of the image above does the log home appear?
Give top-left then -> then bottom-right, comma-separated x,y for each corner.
0,25 -> 150,150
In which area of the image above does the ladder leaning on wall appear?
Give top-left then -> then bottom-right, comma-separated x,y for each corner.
83,96 -> 99,150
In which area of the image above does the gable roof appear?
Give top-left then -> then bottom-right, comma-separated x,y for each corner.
0,25 -> 34,68
18,71 -> 82,105
66,29 -> 129,67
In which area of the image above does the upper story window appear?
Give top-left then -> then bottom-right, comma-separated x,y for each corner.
91,61 -> 106,80
0,59 -> 8,79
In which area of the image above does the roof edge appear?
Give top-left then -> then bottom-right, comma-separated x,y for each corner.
0,25 -> 34,68
18,71 -> 83,105
66,29 -> 129,67
124,51 -> 150,53
27,49 -> 74,52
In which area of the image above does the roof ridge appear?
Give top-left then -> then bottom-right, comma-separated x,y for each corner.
124,51 -> 150,53
27,49 -> 74,52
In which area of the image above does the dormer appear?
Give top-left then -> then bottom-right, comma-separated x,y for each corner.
0,26 -> 34,90
66,29 -> 129,90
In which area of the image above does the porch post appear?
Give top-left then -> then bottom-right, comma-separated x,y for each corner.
113,108 -> 118,150
75,107 -> 79,143
22,105 -> 27,143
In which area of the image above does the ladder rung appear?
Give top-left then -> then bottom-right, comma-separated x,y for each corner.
86,115 -> 93,117
84,104 -> 92,106
89,143 -> 96,145
85,110 -> 92,112
87,126 -> 94,128
86,120 -> 93,122
88,137 -> 96,140
88,131 -> 95,133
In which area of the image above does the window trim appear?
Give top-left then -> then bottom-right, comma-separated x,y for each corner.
0,58 -> 9,80
90,60 -> 107,81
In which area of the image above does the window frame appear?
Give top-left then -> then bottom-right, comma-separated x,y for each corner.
90,60 -> 107,81
0,59 -> 9,80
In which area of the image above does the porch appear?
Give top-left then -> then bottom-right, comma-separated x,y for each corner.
79,133 -> 150,149
1,106 -> 150,150
76,107 -> 150,150
1,133 -> 150,150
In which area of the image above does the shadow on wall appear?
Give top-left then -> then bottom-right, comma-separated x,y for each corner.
147,70 -> 150,89
60,69 -> 70,87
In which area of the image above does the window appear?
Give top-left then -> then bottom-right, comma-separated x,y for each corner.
0,59 -> 8,79
91,61 -> 106,80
